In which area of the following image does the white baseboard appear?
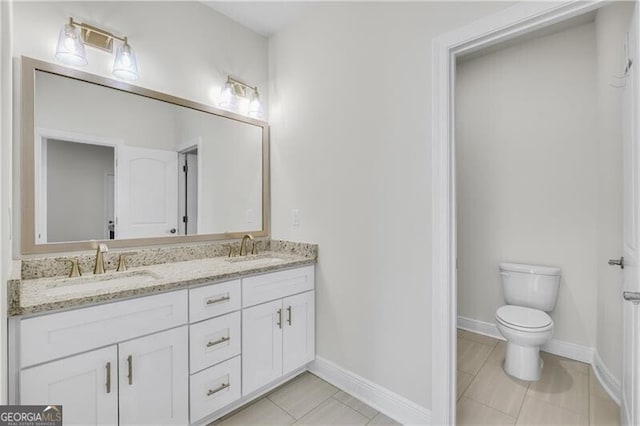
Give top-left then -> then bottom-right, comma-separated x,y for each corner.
592,352 -> 622,405
309,356 -> 431,425
457,316 -> 594,363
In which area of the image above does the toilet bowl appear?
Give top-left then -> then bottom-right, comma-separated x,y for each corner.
496,305 -> 553,381
496,263 -> 560,381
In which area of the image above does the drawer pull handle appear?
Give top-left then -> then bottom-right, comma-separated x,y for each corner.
206,295 -> 230,305
207,383 -> 230,396
277,308 -> 282,329
127,355 -> 133,385
206,336 -> 230,348
106,362 -> 111,394
287,306 -> 292,326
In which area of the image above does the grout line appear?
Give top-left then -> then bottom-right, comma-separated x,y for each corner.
460,396 -> 518,422
331,394 -> 379,420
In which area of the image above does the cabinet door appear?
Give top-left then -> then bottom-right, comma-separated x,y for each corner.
119,326 -> 189,426
242,299 -> 283,395
20,346 -> 118,426
283,291 -> 315,374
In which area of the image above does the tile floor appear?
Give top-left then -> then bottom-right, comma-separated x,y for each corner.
457,329 -> 620,425
213,372 -> 399,425
214,330 -> 621,425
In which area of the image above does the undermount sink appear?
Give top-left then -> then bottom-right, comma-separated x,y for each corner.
45,270 -> 161,297
225,254 -> 284,266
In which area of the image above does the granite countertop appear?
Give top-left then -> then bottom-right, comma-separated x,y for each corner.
10,246 -> 316,317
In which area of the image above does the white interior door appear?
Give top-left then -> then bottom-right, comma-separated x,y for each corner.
117,146 -> 178,238
621,6 -> 640,425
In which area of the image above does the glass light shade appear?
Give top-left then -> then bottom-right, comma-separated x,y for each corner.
248,90 -> 264,119
113,42 -> 139,81
55,23 -> 87,66
218,81 -> 237,110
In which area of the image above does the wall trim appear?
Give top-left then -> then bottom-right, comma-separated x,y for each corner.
458,316 -> 594,364
592,351 -> 622,405
431,1 -> 608,423
309,356 -> 431,425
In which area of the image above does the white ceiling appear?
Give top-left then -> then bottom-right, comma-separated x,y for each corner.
203,2 -> 316,37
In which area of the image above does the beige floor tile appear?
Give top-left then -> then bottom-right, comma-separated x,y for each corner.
527,353 -> 588,420
268,372 -> 339,419
590,393 -> 621,426
218,398 -> 295,425
457,397 -> 516,426
367,412 -> 400,425
541,351 -> 589,375
459,330 -> 501,347
296,398 -> 369,425
457,371 -> 474,400
333,391 -> 378,419
590,368 -> 612,401
463,356 -> 529,418
516,396 -> 584,425
486,341 -> 507,366
458,338 -> 494,375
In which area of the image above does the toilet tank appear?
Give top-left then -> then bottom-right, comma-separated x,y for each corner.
499,262 -> 561,312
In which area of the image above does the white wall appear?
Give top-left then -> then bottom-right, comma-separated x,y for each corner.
47,140 -> 114,242
269,1 -> 512,410
594,1 -> 633,383
456,22 -> 599,348
0,0 -> 13,405
11,1 -> 268,255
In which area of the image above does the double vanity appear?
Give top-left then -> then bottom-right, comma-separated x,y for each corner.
8,240 -> 317,425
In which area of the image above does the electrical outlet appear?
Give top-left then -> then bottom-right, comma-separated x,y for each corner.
292,209 -> 300,228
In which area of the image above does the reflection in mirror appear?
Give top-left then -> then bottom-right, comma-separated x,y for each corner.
33,69 -> 264,245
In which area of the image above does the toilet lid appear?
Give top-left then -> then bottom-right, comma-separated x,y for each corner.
496,305 -> 552,329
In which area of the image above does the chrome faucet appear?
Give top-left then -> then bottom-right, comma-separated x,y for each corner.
94,243 -> 109,274
239,234 -> 255,256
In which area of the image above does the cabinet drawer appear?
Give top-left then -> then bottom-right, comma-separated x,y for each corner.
242,265 -> 314,307
189,311 -> 241,374
190,356 -> 241,423
189,280 -> 240,323
21,290 -> 188,368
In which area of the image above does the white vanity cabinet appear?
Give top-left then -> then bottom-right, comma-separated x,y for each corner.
242,266 -> 315,395
18,290 -> 189,426
20,346 -> 119,425
13,264 -> 315,426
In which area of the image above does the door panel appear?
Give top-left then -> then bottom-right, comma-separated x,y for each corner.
622,5 -> 640,425
117,146 -> 178,238
20,346 -> 118,426
283,291 -> 315,374
242,299 -> 283,395
118,326 -> 189,426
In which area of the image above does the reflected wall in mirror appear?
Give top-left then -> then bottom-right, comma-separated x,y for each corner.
23,57 -> 269,254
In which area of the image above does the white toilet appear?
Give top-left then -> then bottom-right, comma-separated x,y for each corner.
495,262 -> 561,381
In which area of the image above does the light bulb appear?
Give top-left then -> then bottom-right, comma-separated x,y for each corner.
55,22 -> 87,66
113,39 -> 138,81
248,89 -> 264,119
219,81 -> 237,110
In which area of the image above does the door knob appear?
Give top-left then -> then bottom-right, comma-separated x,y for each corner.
623,292 -> 640,304
169,228 -> 177,234
608,257 -> 624,269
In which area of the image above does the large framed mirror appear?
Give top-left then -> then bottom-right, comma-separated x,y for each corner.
21,56 -> 269,254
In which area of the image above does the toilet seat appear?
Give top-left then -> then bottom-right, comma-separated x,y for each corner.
496,305 -> 552,332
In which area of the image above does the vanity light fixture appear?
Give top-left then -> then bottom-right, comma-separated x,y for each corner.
55,17 -> 139,81
218,76 -> 264,119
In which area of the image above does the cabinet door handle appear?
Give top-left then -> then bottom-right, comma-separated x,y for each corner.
207,383 -> 230,396
127,355 -> 133,385
287,306 -> 292,326
277,308 -> 282,329
106,362 -> 111,394
206,336 -> 230,348
206,295 -> 230,305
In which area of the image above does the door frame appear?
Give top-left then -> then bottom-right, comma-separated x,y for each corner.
34,128 -> 122,244
430,1 -> 621,424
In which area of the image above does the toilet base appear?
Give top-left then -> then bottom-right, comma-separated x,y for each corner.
503,341 -> 543,381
